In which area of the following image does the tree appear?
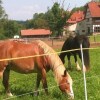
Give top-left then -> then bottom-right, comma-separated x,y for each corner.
25,2 -> 70,37
3,20 -> 21,38
71,6 -> 85,14
33,13 -> 49,29
0,0 -> 8,39
0,0 -> 8,19
91,0 -> 100,2
26,13 -> 49,29
45,2 -> 70,36
0,0 -> 23,39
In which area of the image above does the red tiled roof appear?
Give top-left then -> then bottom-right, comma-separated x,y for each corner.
21,29 -> 51,36
67,11 -> 84,24
87,1 -> 100,17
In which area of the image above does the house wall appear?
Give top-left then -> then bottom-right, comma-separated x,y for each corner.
66,20 -> 87,35
68,23 -> 77,31
76,20 -> 87,35
85,8 -> 93,34
85,8 -> 100,35
63,24 -> 77,36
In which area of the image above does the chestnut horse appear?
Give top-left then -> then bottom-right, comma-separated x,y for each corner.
59,35 -> 90,71
0,40 -> 74,99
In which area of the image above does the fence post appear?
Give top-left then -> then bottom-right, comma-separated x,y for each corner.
80,43 -> 88,100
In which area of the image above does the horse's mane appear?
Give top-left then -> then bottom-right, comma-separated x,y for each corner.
36,40 -> 66,82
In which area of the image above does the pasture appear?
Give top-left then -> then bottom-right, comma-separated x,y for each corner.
0,48 -> 100,100
89,35 -> 100,43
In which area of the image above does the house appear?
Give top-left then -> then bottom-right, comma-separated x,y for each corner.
21,29 -> 51,38
64,10 -> 86,35
84,1 -> 100,35
64,1 -> 100,36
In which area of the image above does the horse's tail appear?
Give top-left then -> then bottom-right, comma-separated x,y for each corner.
83,49 -> 90,71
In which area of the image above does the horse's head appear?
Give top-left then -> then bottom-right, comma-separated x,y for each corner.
76,35 -> 90,71
59,70 -> 74,99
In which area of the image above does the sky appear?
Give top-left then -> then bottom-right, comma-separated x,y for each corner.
3,0 -> 91,21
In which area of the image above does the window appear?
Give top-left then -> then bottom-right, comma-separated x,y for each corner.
94,27 -> 100,32
82,30 -> 85,32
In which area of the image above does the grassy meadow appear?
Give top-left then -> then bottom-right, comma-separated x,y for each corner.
0,49 -> 100,100
89,35 -> 100,42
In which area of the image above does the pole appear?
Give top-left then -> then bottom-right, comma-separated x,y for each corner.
80,43 -> 88,100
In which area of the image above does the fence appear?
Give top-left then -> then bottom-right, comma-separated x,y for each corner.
26,35 -> 100,49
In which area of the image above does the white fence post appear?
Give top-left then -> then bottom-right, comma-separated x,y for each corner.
80,43 -> 88,100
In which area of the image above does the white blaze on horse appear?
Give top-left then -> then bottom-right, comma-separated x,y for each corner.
0,40 -> 74,99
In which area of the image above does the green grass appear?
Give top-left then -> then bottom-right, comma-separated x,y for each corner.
0,49 -> 100,100
89,35 -> 100,42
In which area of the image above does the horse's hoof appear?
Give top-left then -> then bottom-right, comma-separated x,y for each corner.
76,67 -> 81,71
7,92 -> 13,97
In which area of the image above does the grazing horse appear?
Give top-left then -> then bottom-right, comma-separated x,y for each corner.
0,40 -> 74,99
59,35 -> 90,71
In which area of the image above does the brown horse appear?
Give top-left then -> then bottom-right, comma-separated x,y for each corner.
0,40 -> 74,99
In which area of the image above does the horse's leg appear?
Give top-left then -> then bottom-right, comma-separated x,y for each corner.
67,53 -> 71,69
2,67 -> 13,96
34,73 -> 41,96
41,68 -> 48,95
74,54 -> 81,71
34,68 -> 48,95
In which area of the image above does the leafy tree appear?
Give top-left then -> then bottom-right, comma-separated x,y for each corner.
0,0 -> 7,19
24,2 -> 70,37
26,13 -> 49,29
45,2 -> 70,36
92,0 -> 100,2
0,0 -> 8,39
0,0 -> 24,39
71,6 -> 85,14
33,18 -> 48,29
25,19 -> 34,29
3,20 -> 21,38
26,2 -> 70,37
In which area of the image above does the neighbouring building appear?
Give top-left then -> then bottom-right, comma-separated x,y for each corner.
64,1 -> 100,36
64,10 -> 86,35
20,29 -> 51,38
84,1 -> 100,35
